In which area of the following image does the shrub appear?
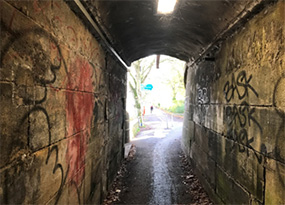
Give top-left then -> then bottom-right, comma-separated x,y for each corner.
167,100 -> 184,114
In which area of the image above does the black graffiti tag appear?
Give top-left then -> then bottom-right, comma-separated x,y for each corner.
224,70 -> 258,102
225,101 -> 263,163
225,102 -> 262,133
1,25 -> 70,204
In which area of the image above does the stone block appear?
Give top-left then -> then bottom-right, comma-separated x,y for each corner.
0,2 -> 61,89
193,163 -> 223,204
92,98 -> 106,125
93,67 -> 108,94
215,134 -> 264,201
88,40 -> 106,70
184,2 -> 285,204
265,158 -> 285,204
194,124 -> 208,152
28,108 -> 51,150
51,0 -> 84,51
82,166 -> 102,204
85,139 -> 104,165
85,158 -> 103,203
232,143 -> 264,201
28,87 -> 66,149
207,130 -> 220,160
108,118 -> 121,139
195,127 -> 219,162
6,0 -> 52,31
0,137 -> 69,204
186,65 -> 198,105
1,0 -> 127,204
214,1 -> 284,106
63,53 -> 97,93
107,152 -> 121,190
216,166 -> 250,204
252,108 -> 284,163
215,135 -> 236,172
47,42 -> 70,90
184,96 -> 190,112
65,91 -> 95,138
191,142 -> 216,187
0,153 -> 40,204
195,125 -> 217,162
193,104 -> 209,126
0,1 -> 35,36
106,55 -> 127,83
182,120 -> 194,155
223,105 -> 285,163
0,82 -> 30,167
204,105 -> 224,134
186,103 -> 194,121
46,182 -> 69,205
34,140 -> 69,204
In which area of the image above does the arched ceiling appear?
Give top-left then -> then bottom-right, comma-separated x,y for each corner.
73,0 -> 263,66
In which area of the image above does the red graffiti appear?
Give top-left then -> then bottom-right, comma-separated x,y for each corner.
66,57 -> 94,186
33,0 -> 50,14
67,26 -> 77,43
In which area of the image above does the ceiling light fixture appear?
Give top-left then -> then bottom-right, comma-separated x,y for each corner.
157,0 -> 177,14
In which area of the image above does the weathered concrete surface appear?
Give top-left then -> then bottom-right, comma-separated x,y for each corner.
0,0 -> 126,204
0,0 -> 284,204
82,0 -> 264,65
182,1 -> 285,204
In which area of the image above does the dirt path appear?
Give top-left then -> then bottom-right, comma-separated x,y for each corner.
106,109 -> 212,204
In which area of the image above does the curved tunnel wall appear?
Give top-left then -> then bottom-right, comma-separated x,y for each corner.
182,1 -> 285,204
0,1 -> 127,204
0,0 -> 284,204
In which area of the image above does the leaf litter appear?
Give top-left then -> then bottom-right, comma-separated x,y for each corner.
179,153 -> 213,205
103,144 -> 136,205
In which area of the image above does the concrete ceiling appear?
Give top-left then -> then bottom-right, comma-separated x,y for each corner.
75,0 -> 263,65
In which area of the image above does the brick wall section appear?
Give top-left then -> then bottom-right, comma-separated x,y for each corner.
182,1 -> 285,204
0,0 -> 126,204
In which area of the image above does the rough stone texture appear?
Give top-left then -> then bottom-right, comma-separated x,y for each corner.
182,1 -> 285,204
0,0 -> 127,204
265,158 -> 285,204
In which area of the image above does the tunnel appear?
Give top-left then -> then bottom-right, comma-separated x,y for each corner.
0,0 -> 284,204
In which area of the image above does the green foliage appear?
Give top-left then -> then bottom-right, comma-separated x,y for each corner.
134,127 -> 140,137
129,56 -> 156,126
161,57 -> 185,103
166,100 -> 184,113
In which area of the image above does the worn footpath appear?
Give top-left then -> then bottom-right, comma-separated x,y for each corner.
104,109 -> 212,204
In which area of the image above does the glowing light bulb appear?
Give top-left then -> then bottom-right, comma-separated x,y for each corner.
157,0 -> 177,14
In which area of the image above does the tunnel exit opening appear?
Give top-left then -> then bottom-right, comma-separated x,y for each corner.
126,54 -> 186,141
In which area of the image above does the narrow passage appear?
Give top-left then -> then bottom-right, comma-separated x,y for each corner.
117,109 -> 192,204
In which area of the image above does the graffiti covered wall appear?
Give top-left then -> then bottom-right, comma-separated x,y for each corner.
182,1 -> 284,204
0,0 -> 126,204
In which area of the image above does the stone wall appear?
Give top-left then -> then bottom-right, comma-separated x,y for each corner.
182,1 -> 284,204
0,0 -> 126,204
